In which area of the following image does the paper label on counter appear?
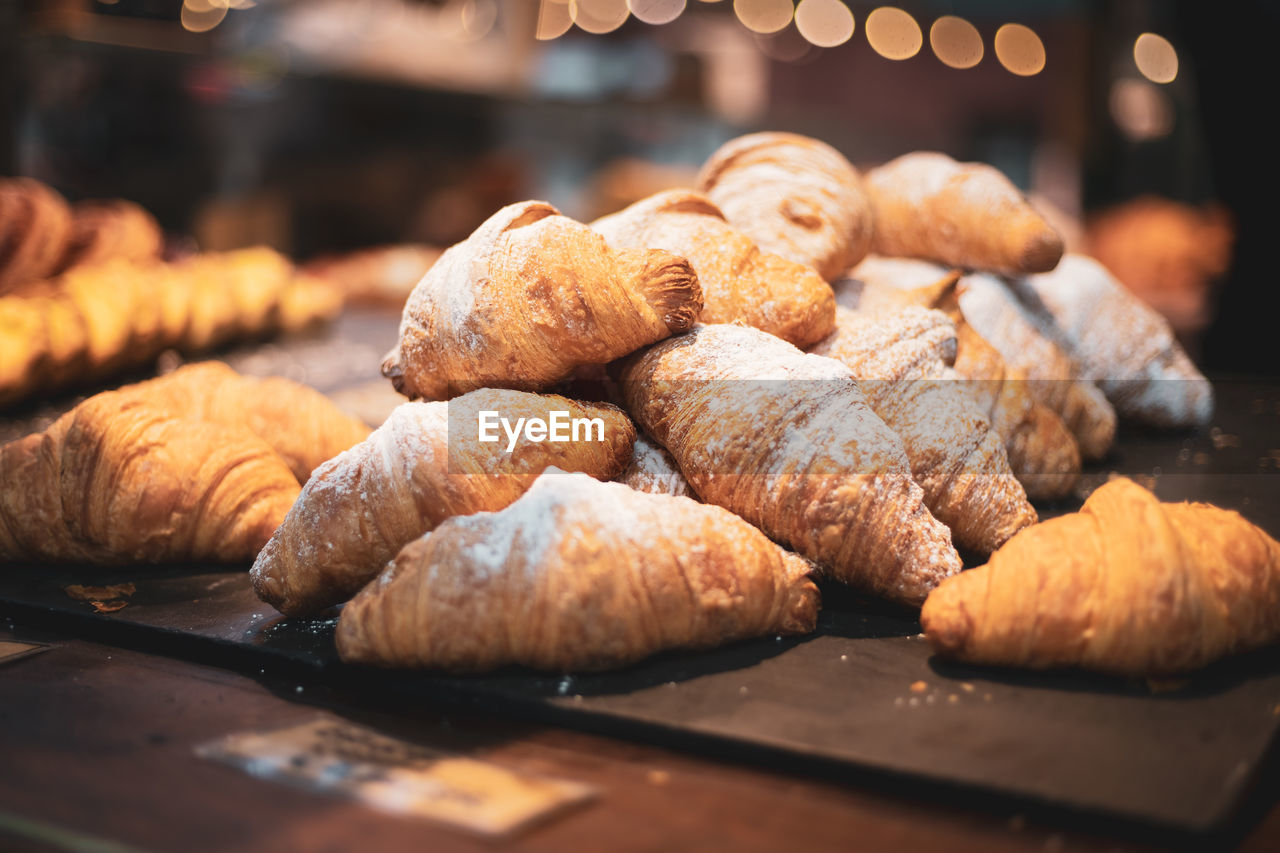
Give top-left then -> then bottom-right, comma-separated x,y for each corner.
0,640 -> 51,666
196,719 -> 596,837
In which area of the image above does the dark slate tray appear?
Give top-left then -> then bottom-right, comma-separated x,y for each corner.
3,315 -> 1280,836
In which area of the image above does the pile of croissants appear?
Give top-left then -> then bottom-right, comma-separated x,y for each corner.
3,134 -> 1278,680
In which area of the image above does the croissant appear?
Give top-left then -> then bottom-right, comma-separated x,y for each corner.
0,248 -> 342,408
592,190 -> 835,348
0,177 -> 73,292
61,199 -> 164,270
0,392 -> 300,565
381,200 -> 702,402
866,152 -> 1064,276
336,470 -> 820,672
619,323 -> 961,606
695,132 -> 874,280
302,244 -> 442,308
957,272 -> 1117,460
251,388 -> 636,617
117,362 -> 370,483
810,306 -> 1036,554
922,478 -> 1280,676
618,433 -> 695,499
839,257 -> 1080,501
1018,254 -> 1213,428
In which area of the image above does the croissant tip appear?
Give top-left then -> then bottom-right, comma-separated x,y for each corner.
1020,228 -> 1066,274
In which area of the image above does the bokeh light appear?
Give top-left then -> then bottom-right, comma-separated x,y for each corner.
180,0 -> 228,32
536,0 -> 574,39
734,0 -> 793,35
994,23 -> 1045,76
629,0 -> 686,25
1110,78 -> 1174,141
865,7 -> 922,61
795,0 -> 854,48
929,15 -> 982,69
1134,32 -> 1178,84
571,0 -> 630,34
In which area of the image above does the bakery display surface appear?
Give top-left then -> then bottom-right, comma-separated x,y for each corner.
2,308 -> 1277,835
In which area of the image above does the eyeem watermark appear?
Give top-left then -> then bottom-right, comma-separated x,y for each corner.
477,410 -> 607,453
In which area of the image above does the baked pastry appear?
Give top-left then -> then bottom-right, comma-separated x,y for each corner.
61,199 -> 164,270
0,177 -> 73,292
695,132 -> 873,280
922,478 -> 1280,676
956,272 -> 1116,460
117,362 -> 370,483
618,433 -> 694,499
0,392 -> 299,565
302,244 -> 441,308
838,257 -> 1080,501
866,152 -> 1064,276
335,470 -> 820,672
619,323 -> 961,606
381,200 -> 702,401
0,248 -> 342,408
810,306 -> 1037,554
592,189 -> 835,347
1018,253 -> 1213,428
251,389 -> 636,617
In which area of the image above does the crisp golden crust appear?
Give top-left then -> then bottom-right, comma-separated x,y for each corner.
593,189 -> 835,348
382,200 -> 703,401
335,471 -> 820,672
922,478 -> 1280,675
696,132 -> 873,281
619,323 -> 961,606
618,433 -> 695,499
811,306 -> 1036,555
866,152 -> 1064,276
250,389 -> 637,617
0,392 -> 299,566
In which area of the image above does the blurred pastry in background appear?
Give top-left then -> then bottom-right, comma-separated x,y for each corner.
584,157 -> 701,222
303,244 -> 441,309
61,198 -> 164,270
1086,196 -> 1234,335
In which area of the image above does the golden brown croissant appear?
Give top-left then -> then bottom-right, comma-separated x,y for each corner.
866,152 -> 1064,276
618,433 -> 695,499
0,248 -> 342,408
251,388 -> 636,617
0,392 -> 300,565
1018,254 -> 1213,428
695,132 -> 874,280
810,306 -> 1036,554
0,177 -> 73,292
381,200 -> 702,402
591,190 -> 835,348
957,272 -> 1117,460
61,199 -> 164,270
922,478 -> 1280,676
116,362 -> 370,483
838,257 -> 1080,501
335,470 -> 820,672
619,323 -> 961,606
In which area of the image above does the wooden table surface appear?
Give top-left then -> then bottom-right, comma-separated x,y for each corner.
2,626 -> 1278,853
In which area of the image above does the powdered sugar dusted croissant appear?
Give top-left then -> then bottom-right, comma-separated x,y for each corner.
382,200 -> 702,401
620,323 -> 961,606
592,189 -> 835,347
810,306 -> 1036,555
1017,254 -> 1213,428
251,388 -> 636,616
696,133 -> 874,280
336,470 -> 820,672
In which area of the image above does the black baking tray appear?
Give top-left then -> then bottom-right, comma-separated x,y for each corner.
3,316 -> 1280,835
